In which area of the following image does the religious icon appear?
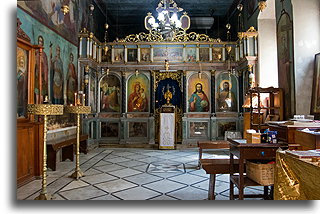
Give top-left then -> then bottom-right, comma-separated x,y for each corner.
66,53 -> 77,105
17,47 -> 28,118
127,49 -> 137,62
187,73 -> 210,112
100,74 -> 121,112
114,48 -> 124,62
50,44 -> 64,104
140,48 -> 150,62
185,48 -> 196,62
199,48 -> 209,62
129,122 -> 148,138
216,75 -> 237,112
34,35 -> 49,104
127,73 -> 149,112
101,122 -> 119,138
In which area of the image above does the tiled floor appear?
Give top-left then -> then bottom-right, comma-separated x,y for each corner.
17,147 -> 265,200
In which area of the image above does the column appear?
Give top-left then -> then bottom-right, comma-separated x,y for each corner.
79,37 -> 83,58
183,70 -> 187,113
137,45 -> 141,63
150,46 -> 154,62
124,45 -> 127,63
111,46 -> 114,64
121,71 -> 126,113
196,44 -> 200,62
209,45 -> 213,62
211,70 -> 215,113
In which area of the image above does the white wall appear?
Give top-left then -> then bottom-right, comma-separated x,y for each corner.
292,0 -> 320,115
257,0 -> 279,88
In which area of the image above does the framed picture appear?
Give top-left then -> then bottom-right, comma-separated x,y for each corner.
17,46 -> 29,119
185,47 -> 196,62
187,73 -> 210,112
127,48 -> 137,62
153,48 -> 183,62
127,73 -> 149,112
189,121 -> 209,138
212,47 -> 222,61
128,122 -> 148,138
199,48 -> 209,62
100,74 -> 121,113
140,48 -> 151,62
311,53 -> 320,116
216,72 -> 238,112
114,48 -> 124,62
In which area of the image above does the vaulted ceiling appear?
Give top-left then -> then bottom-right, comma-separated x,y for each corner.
94,0 -> 241,41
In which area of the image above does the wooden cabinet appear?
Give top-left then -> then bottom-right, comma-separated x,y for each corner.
17,18 -> 44,187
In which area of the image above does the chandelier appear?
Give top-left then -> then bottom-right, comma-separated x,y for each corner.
145,0 -> 190,39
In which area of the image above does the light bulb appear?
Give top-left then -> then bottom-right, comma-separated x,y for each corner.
171,13 -> 178,22
158,12 -> 165,21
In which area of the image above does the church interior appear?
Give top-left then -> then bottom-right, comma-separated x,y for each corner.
16,0 -> 320,201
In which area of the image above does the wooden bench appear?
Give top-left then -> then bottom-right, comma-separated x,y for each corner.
201,159 -> 240,200
47,134 -> 88,171
197,141 -> 230,169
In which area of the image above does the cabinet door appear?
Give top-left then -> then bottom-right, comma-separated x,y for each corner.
17,125 -> 35,186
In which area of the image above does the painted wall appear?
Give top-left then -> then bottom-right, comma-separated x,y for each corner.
291,0 -> 320,115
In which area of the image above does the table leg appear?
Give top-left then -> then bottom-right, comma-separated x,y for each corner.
239,157 -> 244,200
208,174 -> 216,200
230,153 -> 234,200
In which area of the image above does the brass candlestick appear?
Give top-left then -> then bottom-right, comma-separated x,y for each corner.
64,105 -> 91,180
27,104 -> 64,200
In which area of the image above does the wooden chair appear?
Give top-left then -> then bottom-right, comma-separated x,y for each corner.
197,141 -> 230,169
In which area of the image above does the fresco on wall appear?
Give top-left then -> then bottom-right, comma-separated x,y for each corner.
17,0 -> 89,45
216,72 -> 238,112
17,47 -> 29,118
34,35 -> 49,104
100,74 -> 121,113
277,12 -> 295,119
66,53 -> 77,105
187,73 -> 210,112
128,122 -> 148,138
127,73 -> 149,112
155,78 -> 182,108
18,8 -> 78,106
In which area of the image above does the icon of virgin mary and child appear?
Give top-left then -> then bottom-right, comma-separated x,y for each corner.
128,82 -> 148,112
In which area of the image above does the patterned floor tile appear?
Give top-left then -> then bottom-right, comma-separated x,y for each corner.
142,179 -> 187,193
80,173 -> 118,185
125,154 -> 150,160
123,173 -> 163,185
94,164 -> 126,173
94,160 -> 113,167
117,160 -> 146,168
59,180 -> 90,192
168,173 -> 208,185
105,157 -> 132,163
148,195 -> 178,200
112,186 -> 161,200
107,168 -> 142,178
147,162 -> 185,173
59,185 -> 106,200
187,169 -> 210,178
95,179 -> 137,193
83,168 -> 104,176
90,194 -> 121,200
132,164 -> 149,172
167,186 -> 208,200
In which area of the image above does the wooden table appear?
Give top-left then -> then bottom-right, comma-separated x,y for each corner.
228,138 -> 288,200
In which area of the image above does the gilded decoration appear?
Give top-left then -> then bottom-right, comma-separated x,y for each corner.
27,104 -> 64,115
64,105 -> 91,114
116,30 -> 222,43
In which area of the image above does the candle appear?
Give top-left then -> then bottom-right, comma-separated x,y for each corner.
83,94 -> 86,106
74,92 -> 77,106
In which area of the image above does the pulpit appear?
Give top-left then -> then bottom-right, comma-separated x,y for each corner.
159,105 -> 176,149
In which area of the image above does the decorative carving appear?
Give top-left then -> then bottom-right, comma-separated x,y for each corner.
115,30 -> 222,43
17,18 -> 31,42
27,104 -> 64,116
64,106 -> 91,114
